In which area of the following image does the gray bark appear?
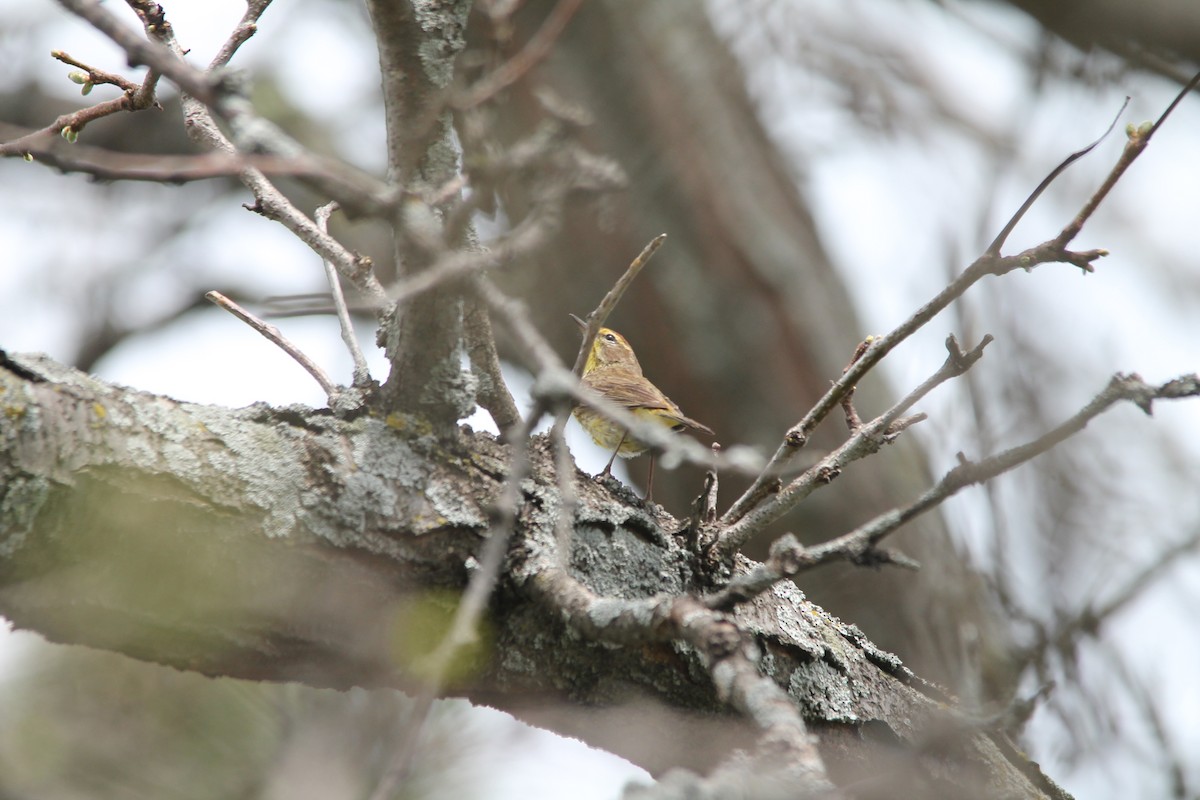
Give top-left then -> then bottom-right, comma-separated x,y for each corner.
0,350 -> 1067,797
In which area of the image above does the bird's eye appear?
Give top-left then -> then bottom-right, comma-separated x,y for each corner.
603,333 -> 617,343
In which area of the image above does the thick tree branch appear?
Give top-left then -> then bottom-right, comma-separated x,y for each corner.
525,562 -> 834,796
0,352 -> 1067,796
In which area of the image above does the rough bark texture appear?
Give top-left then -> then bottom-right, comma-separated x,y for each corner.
0,351 -> 1067,797
369,0 -> 477,432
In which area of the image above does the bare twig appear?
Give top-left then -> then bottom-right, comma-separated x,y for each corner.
174,78 -> 387,298
22,1 -> 389,299
985,98 -> 1127,256
455,0 -> 585,109
315,202 -> 371,387
47,0 -> 397,216
524,561 -> 833,795
463,288 -> 521,432
571,234 -> 667,376
702,534 -> 806,610
716,335 -> 990,555
0,44 -> 164,157
204,291 -> 338,400
688,442 -> 722,549
1018,523 -> 1200,672
1054,70 -> 1200,252
704,531 -> 919,613
52,50 -> 142,93
793,373 -> 1200,570
0,127 -> 383,186
839,336 -> 874,431
57,0 -> 216,104
209,0 -> 273,69
721,82 -> 1193,529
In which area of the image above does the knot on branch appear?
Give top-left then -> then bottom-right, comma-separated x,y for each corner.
945,333 -> 993,374
767,533 -> 805,575
704,620 -> 743,660
851,545 -> 920,571
1062,247 -> 1108,273
815,465 -> 840,484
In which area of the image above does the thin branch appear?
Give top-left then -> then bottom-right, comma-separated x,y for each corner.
23,2 -> 389,299
463,287 -> 522,432
702,534 -> 805,610
795,373 -> 1200,570
716,334 -> 989,555
704,531 -> 919,612
204,291 -> 338,400
57,0 -> 217,104
209,0 -> 273,69
315,202 -> 371,388
52,49 -> 142,93
454,0 -> 585,109
0,99 -> 134,155
839,336 -> 874,431
687,442 -> 722,550
1018,523 -> 1200,672
985,97 -> 1127,256
49,0 -> 398,216
524,562 -> 833,795
571,234 -> 666,377
721,86 -> 1183,529
1054,71 -> 1200,251
174,76 -> 387,299
0,126 -> 381,186
0,46 -> 164,157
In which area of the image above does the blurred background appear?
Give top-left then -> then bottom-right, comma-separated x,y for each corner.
2,0 -> 1199,797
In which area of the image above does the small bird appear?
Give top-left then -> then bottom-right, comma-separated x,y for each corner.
570,314 -> 714,500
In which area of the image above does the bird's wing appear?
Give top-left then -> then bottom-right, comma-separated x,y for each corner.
594,372 -> 714,435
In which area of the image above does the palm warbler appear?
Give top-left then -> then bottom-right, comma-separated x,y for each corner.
570,314 -> 713,499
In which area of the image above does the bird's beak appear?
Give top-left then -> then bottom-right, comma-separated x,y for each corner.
569,313 -> 588,331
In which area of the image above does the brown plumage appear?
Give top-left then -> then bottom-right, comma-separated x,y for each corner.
571,315 -> 713,500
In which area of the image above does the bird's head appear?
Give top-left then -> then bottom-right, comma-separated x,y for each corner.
572,314 -> 643,374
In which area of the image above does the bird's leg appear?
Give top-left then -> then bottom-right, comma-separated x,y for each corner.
645,453 -> 656,503
601,431 -> 627,477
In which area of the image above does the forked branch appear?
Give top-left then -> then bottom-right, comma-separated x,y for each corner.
721,73 -> 1200,532
799,373 -> 1200,572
